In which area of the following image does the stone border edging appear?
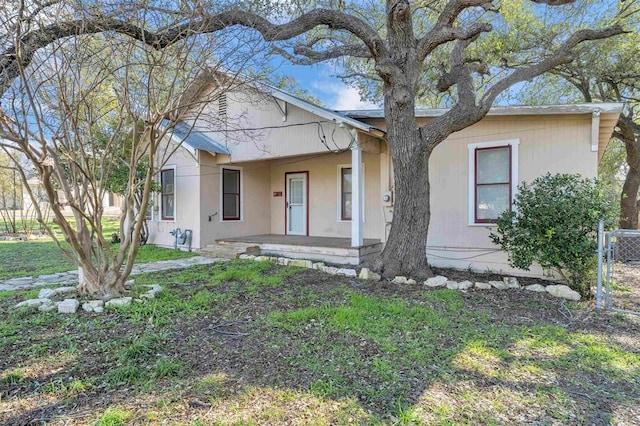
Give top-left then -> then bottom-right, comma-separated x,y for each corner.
240,254 -> 582,301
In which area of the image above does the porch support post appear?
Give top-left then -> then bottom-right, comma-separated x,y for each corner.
351,135 -> 364,247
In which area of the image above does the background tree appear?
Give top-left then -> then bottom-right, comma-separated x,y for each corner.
0,152 -> 20,234
492,0 -> 640,228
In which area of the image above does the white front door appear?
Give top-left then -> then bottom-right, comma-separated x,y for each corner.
286,173 -> 307,235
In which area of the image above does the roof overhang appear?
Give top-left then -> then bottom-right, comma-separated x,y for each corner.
268,86 -> 385,138
162,120 -> 230,155
344,103 -> 623,163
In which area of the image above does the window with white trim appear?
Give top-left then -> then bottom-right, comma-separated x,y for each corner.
161,168 -> 175,220
337,164 -> 365,222
468,140 -> 518,225
222,168 -> 241,221
341,167 -> 352,220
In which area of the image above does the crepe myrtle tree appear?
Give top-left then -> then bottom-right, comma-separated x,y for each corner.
0,3 -> 265,297
0,0 -> 625,280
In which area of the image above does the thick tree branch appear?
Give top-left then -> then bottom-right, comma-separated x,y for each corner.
481,26 -> 625,109
436,37 -> 487,104
271,42 -> 372,65
1,8 -> 387,95
417,22 -> 492,62
529,0 -> 576,4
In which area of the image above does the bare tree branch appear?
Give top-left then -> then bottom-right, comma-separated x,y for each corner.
481,26 -> 625,109
0,8 -> 387,95
417,22 -> 492,62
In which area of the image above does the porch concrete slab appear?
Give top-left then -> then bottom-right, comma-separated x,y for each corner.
217,235 -> 383,266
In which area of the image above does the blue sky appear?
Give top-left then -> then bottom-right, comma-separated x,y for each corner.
273,60 -> 380,110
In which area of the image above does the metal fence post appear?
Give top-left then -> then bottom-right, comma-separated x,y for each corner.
596,219 -> 604,311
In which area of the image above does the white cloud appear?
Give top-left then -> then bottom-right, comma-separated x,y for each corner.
312,80 -> 379,110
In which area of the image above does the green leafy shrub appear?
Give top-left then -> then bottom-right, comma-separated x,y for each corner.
490,173 -> 616,296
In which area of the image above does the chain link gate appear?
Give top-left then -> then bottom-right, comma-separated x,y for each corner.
597,225 -> 640,316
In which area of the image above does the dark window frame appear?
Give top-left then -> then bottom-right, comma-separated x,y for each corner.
160,168 -> 175,221
474,145 -> 512,224
222,168 -> 241,221
340,167 -> 352,221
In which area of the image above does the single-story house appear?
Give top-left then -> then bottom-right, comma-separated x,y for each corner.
145,81 -> 622,278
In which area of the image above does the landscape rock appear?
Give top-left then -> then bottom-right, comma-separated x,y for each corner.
446,281 -> 459,290
474,282 -> 492,290
489,280 -> 509,290
407,279 -> 417,285
392,276 -> 408,284
238,254 -> 255,260
125,279 -> 135,288
503,277 -> 521,289
525,284 -> 546,292
38,301 -> 58,312
58,298 -> 79,314
323,266 -> 339,275
53,286 -> 77,295
458,281 -> 474,290
142,284 -> 162,293
82,300 -> 105,312
253,256 -> 270,262
289,259 -> 314,268
105,297 -> 133,308
312,262 -> 325,270
15,298 -> 51,308
38,288 -> 56,299
424,276 -> 448,288
358,268 -> 381,281
141,284 -> 162,299
277,258 -> 289,266
337,268 -> 358,277
546,285 -> 581,301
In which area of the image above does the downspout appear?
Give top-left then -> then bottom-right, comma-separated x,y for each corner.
591,109 -> 601,155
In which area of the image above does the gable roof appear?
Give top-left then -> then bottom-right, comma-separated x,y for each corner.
267,86 -> 385,137
163,120 -> 230,155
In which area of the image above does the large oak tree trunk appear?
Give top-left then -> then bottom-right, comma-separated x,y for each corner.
373,67 -> 436,279
371,0 -> 436,280
620,167 -> 640,229
376,144 -> 433,279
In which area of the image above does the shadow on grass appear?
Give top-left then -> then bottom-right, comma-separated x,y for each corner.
1,261 -> 639,424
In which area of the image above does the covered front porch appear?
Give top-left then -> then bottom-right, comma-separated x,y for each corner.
217,234 -> 383,265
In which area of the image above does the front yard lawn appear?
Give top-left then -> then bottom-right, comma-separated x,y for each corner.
0,241 -> 197,280
1,260 -> 639,425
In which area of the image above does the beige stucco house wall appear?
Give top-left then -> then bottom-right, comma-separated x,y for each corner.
146,81 -> 621,279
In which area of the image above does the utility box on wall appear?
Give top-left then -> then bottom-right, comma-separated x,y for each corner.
382,191 -> 393,207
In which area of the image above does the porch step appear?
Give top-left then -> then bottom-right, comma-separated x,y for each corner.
246,242 -> 382,266
199,242 -> 260,259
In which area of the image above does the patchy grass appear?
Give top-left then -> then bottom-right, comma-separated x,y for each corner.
0,227 -> 196,280
0,260 -> 639,425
